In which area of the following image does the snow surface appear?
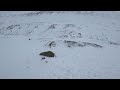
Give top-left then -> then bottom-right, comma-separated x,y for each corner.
0,11 -> 120,79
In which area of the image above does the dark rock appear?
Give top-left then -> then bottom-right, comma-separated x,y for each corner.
83,42 -> 103,48
41,57 -> 45,60
64,40 -> 103,48
48,24 -> 57,29
39,51 -> 55,57
48,41 -> 56,48
108,41 -> 120,45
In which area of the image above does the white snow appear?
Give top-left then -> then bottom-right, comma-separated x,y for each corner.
0,11 -> 120,79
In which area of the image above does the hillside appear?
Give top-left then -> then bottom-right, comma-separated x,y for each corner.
0,11 -> 120,79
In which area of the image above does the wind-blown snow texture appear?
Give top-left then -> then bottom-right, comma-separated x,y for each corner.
0,11 -> 120,79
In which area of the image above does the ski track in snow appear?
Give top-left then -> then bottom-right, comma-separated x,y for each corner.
0,11 -> 120,79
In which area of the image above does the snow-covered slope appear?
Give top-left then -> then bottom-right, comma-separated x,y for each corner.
0,11 -> 120,79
